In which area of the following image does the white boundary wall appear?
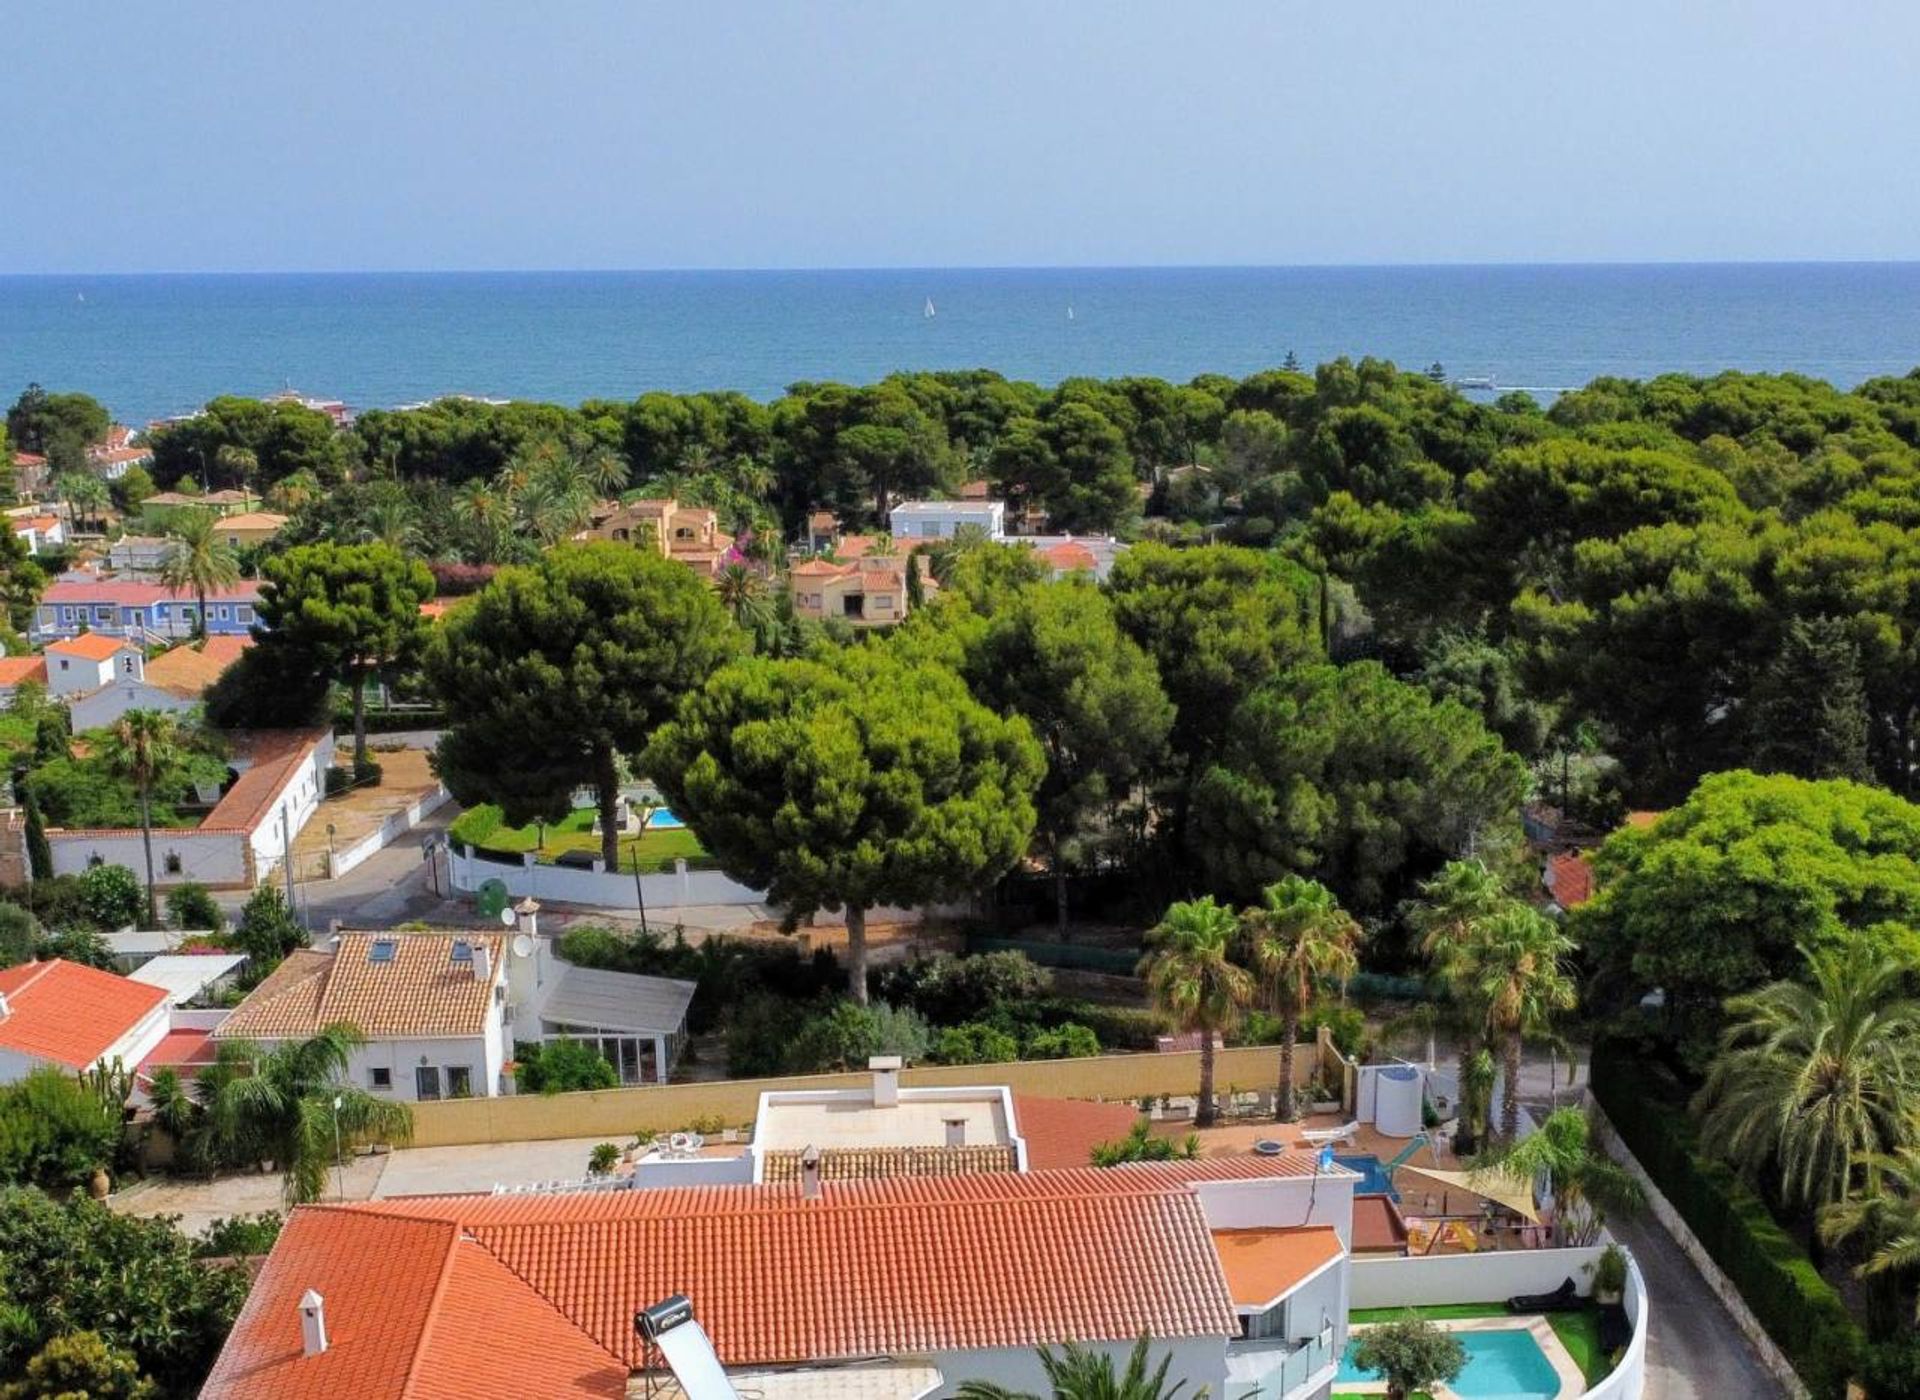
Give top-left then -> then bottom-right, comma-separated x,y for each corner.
49,829 -> 251,887
450,843 -> 764,910
330,786 -> 453,878
1349,1245 -> 1603,1310
1580,1257 -> 1649,1400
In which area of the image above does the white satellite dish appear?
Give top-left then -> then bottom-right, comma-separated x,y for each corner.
500,907 -> 518,928
511,933 -> 534,959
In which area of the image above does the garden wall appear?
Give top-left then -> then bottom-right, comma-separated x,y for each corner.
1348,1245 -> 1603,1309
329,785 -> 452,878
449,843 -> 764,909
404,1043 -> 1329,1148
48,828 -> 252,888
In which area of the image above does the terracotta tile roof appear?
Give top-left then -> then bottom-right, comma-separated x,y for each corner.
219,512 -> 288,530
1012,1095 -> 1143,1171
1210,1225 -> 1343,1308
144,636 -> 253,696
859,570 -> 905,592
1547,851 -> 1594,908
837,534 -> 878,559
330,1164 -> 1251,1372
0,959 -> 169,1068
215,933 -> 504,1042
1043,542 -> 1099,574
138,1027 -> 218,1074
0,656 -> 47,687
760,1144 -> 1020,1182
790,559 -> 850,578
1624,809 -> 1663,829
41,578 -> 264,606
48,631 -> 140,661
200,729 -> 327,834
13,452 -> 47,468
12,514 -> 61,533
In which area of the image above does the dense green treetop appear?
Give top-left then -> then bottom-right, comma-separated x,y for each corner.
147,395 -> 346,490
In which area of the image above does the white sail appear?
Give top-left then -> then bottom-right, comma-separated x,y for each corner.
924,297 -> 936,318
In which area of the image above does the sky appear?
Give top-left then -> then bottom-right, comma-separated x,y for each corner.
4,1 -> 1919,273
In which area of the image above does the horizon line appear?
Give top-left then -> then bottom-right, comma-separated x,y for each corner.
5,256 -> 1920,279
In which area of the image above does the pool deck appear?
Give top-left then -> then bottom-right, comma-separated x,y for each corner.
1340,1316 -> 1586,1400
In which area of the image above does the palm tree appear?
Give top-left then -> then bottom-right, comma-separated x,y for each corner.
1140,897 -> 1254,1128
214,443 -> 258,497
359,496 -> 422,553
578,443 -> 631,499
202,1024 -> 413,1205
714,561 -> 770,629
956,1336 -> 1189,1400
159,509 -> 241,639
1456,905 -> 1576,1143
1240,875 -> 1362,1121
1820,1144 -> 1920,1317
1409,859 -> 1510,1151
1483,1107 -> 1643,1245
1696,943 -> 1920,1208
267,469 -> 321,513
100,710 -> 180,927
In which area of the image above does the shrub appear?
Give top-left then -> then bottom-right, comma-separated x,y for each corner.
588,1142 -> 621,1175
1023,1022 -> 1100,1060
193,1212 -> 283,1259
558,926 -> 842,1034
870,951 -> 1051,1026
6,1330 -> 153,1400
0,1067 -> 120,1189
0,899 -> 40,967
935,1022 -> 1020,1066
1591,1042 -> 1863,1398
78,864 -> 142,930
1047,1000 -> 1164,1051
787,1000 -> 932,1073
448,803 -> 505,847
37,926 -> 113,969
514,1039 -> 619,1095
1351,1316 -> 1466,1399
1306,1004 -> 1367,1059
1091,1119 -> 1198,1167
1862,1337 -> 1920,1400
726,994 -> 810,1078
230,886 -> 304,974
10,874 -> 91,933
165,882 -> 225,935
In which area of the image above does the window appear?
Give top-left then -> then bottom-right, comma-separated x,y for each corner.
446,1066 -> 472,1098
369,1067 -> 392,1090
368,938 -> 396,964
123,656 -> 136,674
57,659 -> 69,672
94,606 -> 111,622
236,605 -> 253,623
216,605 -> 230,620
164,852 -> 182,875
415,1066 -> 442,1100
449,940 -> 472,965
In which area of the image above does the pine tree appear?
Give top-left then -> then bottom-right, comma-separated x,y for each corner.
1751,616 -> 1871,782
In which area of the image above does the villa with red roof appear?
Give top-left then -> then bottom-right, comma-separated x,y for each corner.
32,573 -> 264,644
0,957 -> 172,1083
202,1150 -> 1359,1400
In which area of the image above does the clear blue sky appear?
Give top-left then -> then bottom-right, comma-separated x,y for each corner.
5,1 -> 1917,273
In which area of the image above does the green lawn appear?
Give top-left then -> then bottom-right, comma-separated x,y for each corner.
450,803 -> 711,874
1347,1301 -> 1612,1386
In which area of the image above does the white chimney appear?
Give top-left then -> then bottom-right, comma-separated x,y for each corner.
299,1289 -> 328,1357
943,1116 -> 967,1148
472,944 -> 492,984
869,1055 -> 902,1108
799,1146 -> 822,1200
514,896 -> 540,942
0,989 -> 9,1019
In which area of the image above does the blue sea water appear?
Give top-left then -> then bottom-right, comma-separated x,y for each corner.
2,263 -> 1918,425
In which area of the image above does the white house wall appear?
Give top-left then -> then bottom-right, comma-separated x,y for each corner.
1198,1176 -> 1357,1248
69,682 -> 197,732
450,845 -> 765,910
1347,1245 -> 1603,1310
49,830 -> 251,887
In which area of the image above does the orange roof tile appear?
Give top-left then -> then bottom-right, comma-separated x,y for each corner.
0,959 -> 169,1068
218,512 -> 288,531
144,636 -> 253,696
859,570 -> 905,592
200,729 -> 327,834
215,933 -> 504,1042
47,631 -> 140,661
790,559 -> 851,578
1210,1225 -> 1344,1308
329,1162 -> 1293,1370
1624,809 -> 1663,829
1012,1094 -> 1142,1171
1547,851 -> 1594,908
0,656 -> 47,687
1044,542 -> 1099,574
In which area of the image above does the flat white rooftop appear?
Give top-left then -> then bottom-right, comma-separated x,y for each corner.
755,1086 -> 1012,1152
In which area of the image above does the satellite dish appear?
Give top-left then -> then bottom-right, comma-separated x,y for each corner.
511,933 -> 534,959
475,877 -> 510,920
500,907 -> 517,928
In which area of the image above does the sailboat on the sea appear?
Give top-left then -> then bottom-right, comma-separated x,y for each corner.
1067,304 -> 1074,321
924,297 -> 936,319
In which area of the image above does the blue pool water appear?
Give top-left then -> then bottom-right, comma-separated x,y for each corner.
1335,1153 -> 1399,1200
645,809 -> 686,830
1337,1327 -> 1560,1400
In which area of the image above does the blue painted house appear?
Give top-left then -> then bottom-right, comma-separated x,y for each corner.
35,576 -> 266,644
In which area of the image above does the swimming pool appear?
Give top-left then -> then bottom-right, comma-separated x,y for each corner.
1335,1152 -> 1399,1200
1336,1327 -> 1561,1400
645,809 -> 686,830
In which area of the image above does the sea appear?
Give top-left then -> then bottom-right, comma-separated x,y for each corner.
2,263 -> 1918,425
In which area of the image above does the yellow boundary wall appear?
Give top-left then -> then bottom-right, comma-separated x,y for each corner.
405,1037 -> 1331,1148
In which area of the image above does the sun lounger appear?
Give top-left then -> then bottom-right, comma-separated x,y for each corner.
1299,1121 -> 1359,1146
1506,1277 -> 1580,1313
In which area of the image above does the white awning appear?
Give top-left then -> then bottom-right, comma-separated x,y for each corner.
538,962 -> 696,1037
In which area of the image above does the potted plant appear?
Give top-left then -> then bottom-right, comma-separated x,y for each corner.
1592,1242 -> 1628,1306
588,1142 -> 620,1176
501,1059 -> 520,1095
1309,1074 -> 1343,1115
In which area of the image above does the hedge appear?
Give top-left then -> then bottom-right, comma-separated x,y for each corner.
1591,1042 -> 1863,1399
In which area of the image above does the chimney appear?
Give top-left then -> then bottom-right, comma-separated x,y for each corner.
472,943 -> 492,984
0,989 -> 9,1019
799,1146 -> 822,1200
943,1116 -> 967,1148
869,1054 -> 902,1108
514,897 -> 540,943
299,1290 -> 328,1357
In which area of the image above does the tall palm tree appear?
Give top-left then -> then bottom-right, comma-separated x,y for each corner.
714,561 -> 770,630
1820,1144 -> 1920,1317
1140,896 -> 1254,1128
1456,905 -> 1576,1143
1484,1106 -> 1643,1245
214,443 -> 259,497
202,1024 -> 413,1205
1409,859 -> 1510,1150
159,509 -> 240,639
577,443 -> 631,499
100,710 -> 180,927
359,496 -> 422,553
956,1336 -> 1189,1400
1240,875 -> 1362,1121
1697,943 -> 1920,1208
